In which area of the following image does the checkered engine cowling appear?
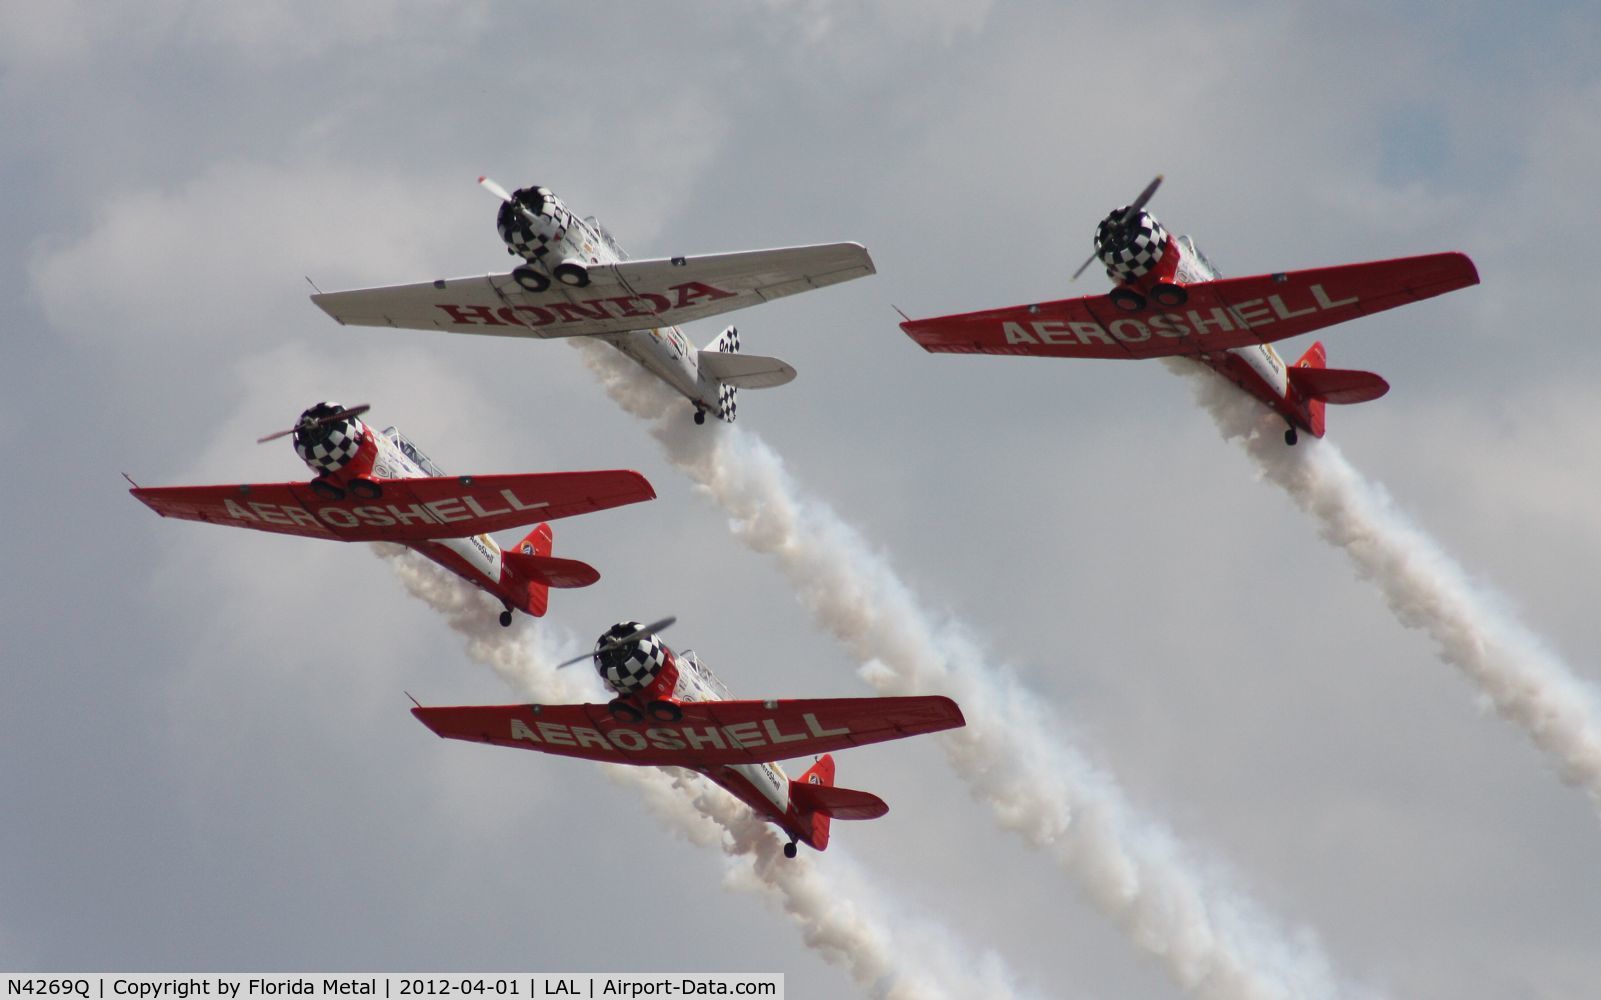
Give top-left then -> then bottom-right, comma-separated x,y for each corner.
497,185 -> 570,262
1095,208 -> 1169,282
594,621 -> 669,695
292,402 -> 366,474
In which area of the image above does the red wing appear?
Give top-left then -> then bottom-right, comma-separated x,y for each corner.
902,252 -> 1478,360
412,695 -> 965,767
130,470 -> 654,542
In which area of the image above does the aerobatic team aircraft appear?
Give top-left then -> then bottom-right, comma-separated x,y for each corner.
311,179 -> 875,425
130,402 -> 655,625
900,176 -> 1480,444
413,618 -> 965,857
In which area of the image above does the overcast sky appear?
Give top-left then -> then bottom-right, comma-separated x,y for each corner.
4,2 -> 1600,997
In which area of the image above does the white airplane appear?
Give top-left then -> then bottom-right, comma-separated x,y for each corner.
311,179 -> 876,424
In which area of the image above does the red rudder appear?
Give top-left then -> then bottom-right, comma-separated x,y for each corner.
795,755 -> 836,852
513,523 -> 552,617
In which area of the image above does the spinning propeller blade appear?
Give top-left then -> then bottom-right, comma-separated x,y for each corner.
256,403 -> 371,444
478,176 -> 515,203
1071,173 -> 1164,281
556,616 -> 678,669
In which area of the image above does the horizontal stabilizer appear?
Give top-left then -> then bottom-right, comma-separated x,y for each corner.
500,548 -> 599,588
789,781 -> 887,821
1287,365 -> 1389,404
697,350 -> 796,389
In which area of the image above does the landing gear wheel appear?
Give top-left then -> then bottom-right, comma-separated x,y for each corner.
499,610 -> 514,628
511,265 -> 550,293
646,700 -> 683,722
1284,426 -> 1299,446
1150,282 -> 1188,308
1109,286 -> 1146,312
607,700 -> 645,724
783,842 -> 798,859
348,478 -> 382,500
693,409 -> 706,425
553,261 -> 591,287
309,478 -> 345,500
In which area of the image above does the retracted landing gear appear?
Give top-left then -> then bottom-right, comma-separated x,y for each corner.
783,841 -> 798,859
499,609 -> 514,627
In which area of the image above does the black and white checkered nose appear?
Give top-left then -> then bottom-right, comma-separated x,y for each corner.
1095,207 -> 1168,282
497,185 -> 568,262
594,620 -> 668,695
292,402 -> 365,474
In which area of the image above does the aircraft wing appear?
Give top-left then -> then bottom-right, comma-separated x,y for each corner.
412,695 -> 964,767
902,252 -> 1479,360
131,470 -> 655,542
311,243 -> 875,340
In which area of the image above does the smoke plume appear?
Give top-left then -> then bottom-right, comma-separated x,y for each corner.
377,545 -> 1029,1000
573,341 -> 1362,1000
1171,358 -> 1601,805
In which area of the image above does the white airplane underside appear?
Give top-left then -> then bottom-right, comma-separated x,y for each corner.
311,181 -> 875,424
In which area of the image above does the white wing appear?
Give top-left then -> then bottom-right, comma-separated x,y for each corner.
311,243 -> 874,340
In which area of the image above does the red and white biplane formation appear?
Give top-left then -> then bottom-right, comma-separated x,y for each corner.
900,176 -> 1480,444
413,618 -> 965,857
311,179 -> 875,425
130,403 -> 655,625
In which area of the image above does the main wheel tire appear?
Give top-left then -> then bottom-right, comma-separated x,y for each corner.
553,261 -> 591,287
1109,286 -> 1146,312
1150,282 -> 1188,308
607,700 -> 645,724
1284,426 -> 1299,446
647,700 -> 683,722
348,478 -> 382,500
783,842 -> 798,859
511,265 -> 550,293
499,610 -> 513,627
309,478 -> 345,500
693,409 -> 706,425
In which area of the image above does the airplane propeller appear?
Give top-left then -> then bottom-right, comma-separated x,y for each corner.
1071,173 -> 1164,281
480,175 -> 543,226
556,616 -> 678,669
256,403 -> 371,444
478,175 -> 515,203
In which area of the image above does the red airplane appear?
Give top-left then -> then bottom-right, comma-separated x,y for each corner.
130,402 -> 656,625
413,618 -> 965,857
900,176 -> 1480,444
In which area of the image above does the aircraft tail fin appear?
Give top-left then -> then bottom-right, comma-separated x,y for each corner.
701,325 -> 741,423
696,326 -> 798,422
1288,341 -> 1329,440
501,523 -> 600,617
1286,342 -> 1389,444
789,754 -> 888,852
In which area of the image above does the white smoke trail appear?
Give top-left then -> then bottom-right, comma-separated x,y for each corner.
375,544 -> 1030,1000
1169,359 -> 1601,805
573,341 -> 1361,1000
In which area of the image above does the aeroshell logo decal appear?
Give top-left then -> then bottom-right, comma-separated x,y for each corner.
998,284 -> 1360,350
219,488 -> 548,530
435,281 -> 737,330
508,712 -> 850,753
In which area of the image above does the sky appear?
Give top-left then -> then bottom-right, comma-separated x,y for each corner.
3,1 -> 1600,996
